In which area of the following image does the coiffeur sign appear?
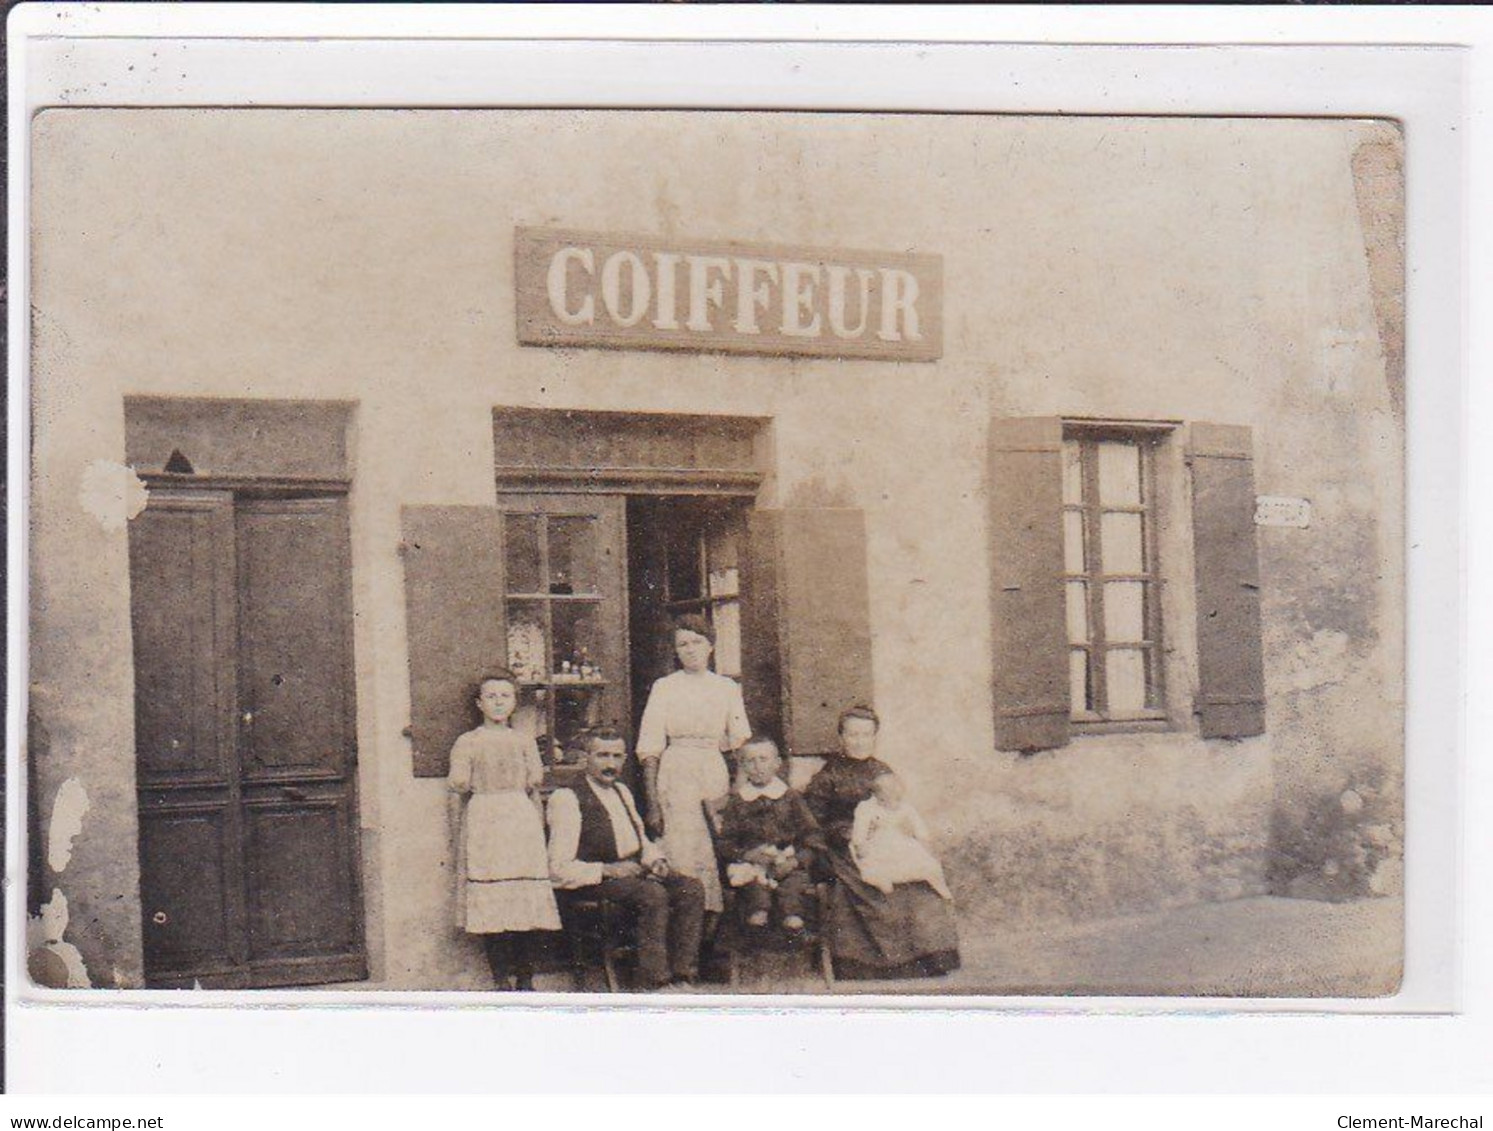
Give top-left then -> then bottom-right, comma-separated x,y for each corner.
515,227 -> 943,361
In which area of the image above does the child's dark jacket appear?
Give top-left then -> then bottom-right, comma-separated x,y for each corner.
715,783 -> 826,874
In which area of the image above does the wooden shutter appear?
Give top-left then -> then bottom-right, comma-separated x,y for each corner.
740,509 -> 874,758
989,417 -> 1070,752
1188,423 -> 1266,739
401,507 -> 507,777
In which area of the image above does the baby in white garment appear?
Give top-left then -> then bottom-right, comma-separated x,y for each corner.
850,772 -> 953,900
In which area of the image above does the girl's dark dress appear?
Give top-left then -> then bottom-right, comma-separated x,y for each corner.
803,754 -> 961,980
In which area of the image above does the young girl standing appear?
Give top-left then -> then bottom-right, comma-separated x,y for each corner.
447,671 -> 560,990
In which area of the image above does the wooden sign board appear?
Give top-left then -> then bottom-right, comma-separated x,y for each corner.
515,227 -> 942,362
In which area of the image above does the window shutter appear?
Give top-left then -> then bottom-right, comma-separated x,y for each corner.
740,509 -> 874,758
401,506 -> 507,777
989,417 -> 1070,752
1188,423 -> 1266,739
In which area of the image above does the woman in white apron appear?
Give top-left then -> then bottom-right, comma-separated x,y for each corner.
637,616 -> 751,913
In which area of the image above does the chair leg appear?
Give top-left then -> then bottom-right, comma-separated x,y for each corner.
816,883 -> 836,989
570,934 -> 589,992
728,950 -> 740,989
600,899 -> 621,993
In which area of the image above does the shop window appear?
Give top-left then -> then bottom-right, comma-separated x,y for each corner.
989,417 -> 1265,752
502,504 -> 614,764
1062,428 -> 1165,722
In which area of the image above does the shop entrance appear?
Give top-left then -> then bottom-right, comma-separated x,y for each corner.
404,408 -> 873,788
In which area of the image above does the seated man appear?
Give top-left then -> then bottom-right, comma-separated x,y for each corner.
546,726 -> 705,989
714,735 -> 825,933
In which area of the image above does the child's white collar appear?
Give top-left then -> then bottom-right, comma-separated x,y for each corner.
738,777 -> 788,802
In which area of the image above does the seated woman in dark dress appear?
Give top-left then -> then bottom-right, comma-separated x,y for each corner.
802,705 -> 961,980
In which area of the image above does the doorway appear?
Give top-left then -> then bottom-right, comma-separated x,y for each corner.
626,496 -> 751,743
128,488 -> 366,988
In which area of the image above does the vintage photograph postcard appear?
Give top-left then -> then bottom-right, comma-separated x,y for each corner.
24,108 -> 1404,998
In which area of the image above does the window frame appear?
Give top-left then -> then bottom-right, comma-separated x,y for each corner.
1062,421 -> 1172,728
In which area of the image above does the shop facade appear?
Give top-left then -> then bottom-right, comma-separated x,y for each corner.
27,109 -> 1404,991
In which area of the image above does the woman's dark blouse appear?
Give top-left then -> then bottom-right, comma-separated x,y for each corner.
802,754 -> 893,853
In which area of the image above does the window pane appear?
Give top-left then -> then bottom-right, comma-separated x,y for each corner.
1106,649 -> 1148,713
1097,441 -> 1142,506
1069,649 -> 1091,713
551,601 -> 603,679
1103,580 -> 1146,642
666,529 -> 702,602
708,566 -> 740,599
548,515 -> 598,595
1063,510 -> 1085,573
1066,581 -> 1089,644
503,513 -> 542,595
505,600 -> 548,682
712,600 -> 742,678
1101,511 -> 1145,574
705,521 -> 740,585
1062,440 -> 1084,505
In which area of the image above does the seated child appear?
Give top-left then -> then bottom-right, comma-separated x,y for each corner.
851,771 -> 954,900
715,736 -> 825,932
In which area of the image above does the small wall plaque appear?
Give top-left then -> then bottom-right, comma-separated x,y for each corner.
1254,496 -> 1312,528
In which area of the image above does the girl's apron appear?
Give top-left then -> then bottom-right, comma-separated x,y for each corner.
458,788 -> 561,933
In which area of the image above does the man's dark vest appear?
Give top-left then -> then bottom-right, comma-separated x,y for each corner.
573,781 -> 643,865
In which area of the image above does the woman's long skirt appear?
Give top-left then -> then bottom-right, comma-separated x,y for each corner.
657,744 -> 731,913
824,848 -> 961,980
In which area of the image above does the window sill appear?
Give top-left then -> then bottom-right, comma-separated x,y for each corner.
1070,714 -> 1175,736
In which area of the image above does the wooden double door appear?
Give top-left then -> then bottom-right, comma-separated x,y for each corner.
128,489 -> 365,988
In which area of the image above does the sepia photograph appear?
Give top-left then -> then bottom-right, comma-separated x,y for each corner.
23,106 -> 1405,999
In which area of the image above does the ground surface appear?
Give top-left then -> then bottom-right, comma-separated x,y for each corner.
818,894 -> 1404,999
333,894 -> 1403,998
646,894 -> 1403,999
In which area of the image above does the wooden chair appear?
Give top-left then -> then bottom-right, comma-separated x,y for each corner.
555,889 -> 635,993
702,796 -> 835,990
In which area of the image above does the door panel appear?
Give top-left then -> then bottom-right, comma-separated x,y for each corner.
236,499 -> 353,781
129,493 -> 236,787
137,802 -> 238,975
243,794 -> 358,960
130,492 -> 246,983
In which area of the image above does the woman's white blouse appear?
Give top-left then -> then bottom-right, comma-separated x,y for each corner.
635,669 -> 752,759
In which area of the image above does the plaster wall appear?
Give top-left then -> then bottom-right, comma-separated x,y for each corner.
28,110 -> 1402,987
